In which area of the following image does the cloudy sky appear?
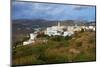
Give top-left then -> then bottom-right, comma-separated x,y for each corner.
12,1 -> 96,21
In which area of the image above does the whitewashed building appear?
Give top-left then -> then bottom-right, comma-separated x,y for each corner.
81,26 -> 96,31
63,31 -> 74,37
45,22 -> 74,36
88,26 -> 96,31
67,24 -> 82,32
23,40 -> 35,45
23,33 -> 37,45
45,22 -> 65,36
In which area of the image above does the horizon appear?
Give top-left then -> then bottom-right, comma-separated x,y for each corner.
12,1 -> 96,22
12,19 -> 96,23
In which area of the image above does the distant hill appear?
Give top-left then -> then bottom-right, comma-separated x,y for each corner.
12,19 -> 96,35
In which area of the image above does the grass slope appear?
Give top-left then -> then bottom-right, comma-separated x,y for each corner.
12,31 -> 96,65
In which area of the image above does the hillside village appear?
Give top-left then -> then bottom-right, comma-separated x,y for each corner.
12,22 -> 96,65
23,22 -> 95,45
12,1 -> 96,65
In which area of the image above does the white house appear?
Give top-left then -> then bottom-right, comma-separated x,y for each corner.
23,33 -> 37,45
67,24 -> 82,32
45,22 -> 66,36
81,26 -> 95,31
45,26 -> 62,36
63,31 -> 74,37
30,33 -> 37,40
23,40 -> 35,45
88,26 -> 95,31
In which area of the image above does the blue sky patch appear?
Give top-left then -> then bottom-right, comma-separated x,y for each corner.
12,1 -> 96,21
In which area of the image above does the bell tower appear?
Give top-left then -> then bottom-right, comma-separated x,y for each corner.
58,21 -> 60,28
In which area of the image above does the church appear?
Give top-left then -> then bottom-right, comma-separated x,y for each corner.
44,22 -> 74,36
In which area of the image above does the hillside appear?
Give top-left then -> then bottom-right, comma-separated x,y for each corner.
12,19 -> 95,34
12,31 -> 96,65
